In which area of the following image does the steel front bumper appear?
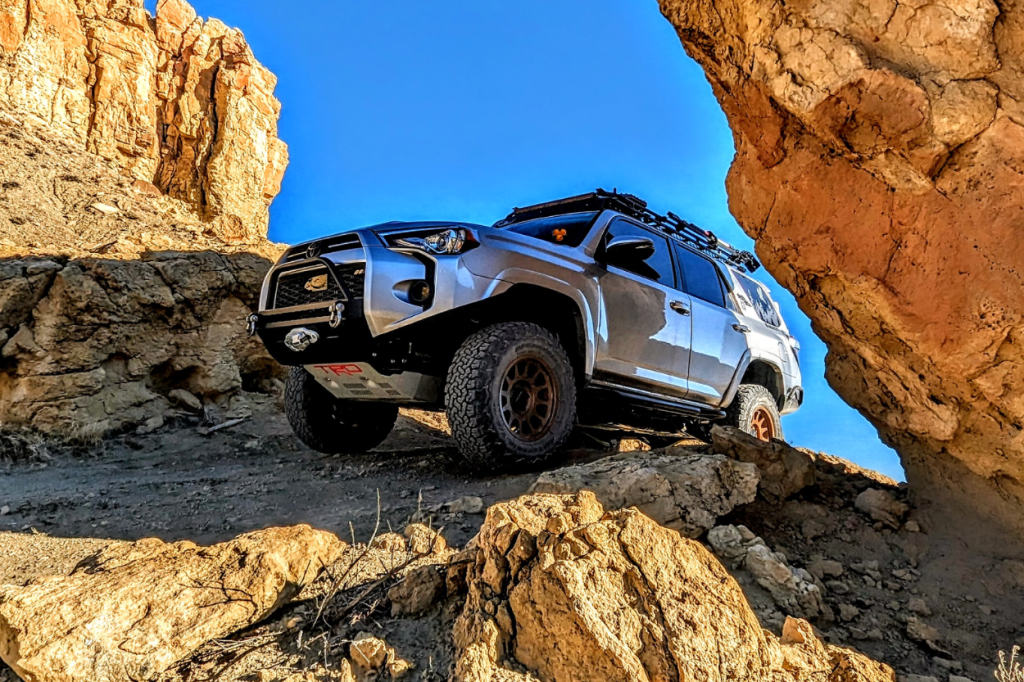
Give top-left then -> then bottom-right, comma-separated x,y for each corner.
250,231 -> 505,366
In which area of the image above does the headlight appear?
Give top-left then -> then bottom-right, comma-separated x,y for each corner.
385,227 -> 476,255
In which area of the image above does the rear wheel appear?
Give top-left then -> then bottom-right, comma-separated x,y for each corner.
446,322 -> 577,472
284,367 -> 398,454
725,384 -> 783,442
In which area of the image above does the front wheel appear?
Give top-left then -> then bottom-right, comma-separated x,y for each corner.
445,322 -> 577,472
725,384 -> 783,442
284,367 -> 398,454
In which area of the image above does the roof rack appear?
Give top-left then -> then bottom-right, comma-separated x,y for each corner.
494,189 -> 760,273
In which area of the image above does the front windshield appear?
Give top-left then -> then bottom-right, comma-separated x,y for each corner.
499,212 -> 598,247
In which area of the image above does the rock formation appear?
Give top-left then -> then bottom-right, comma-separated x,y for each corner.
0,0 -> 286,435
657,0 -> 1024,536
0,0 -> 287,241
452,492 -> 894,682
0,525 -> 342,682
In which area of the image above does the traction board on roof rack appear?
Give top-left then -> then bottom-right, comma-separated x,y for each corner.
493,189 -> 761,273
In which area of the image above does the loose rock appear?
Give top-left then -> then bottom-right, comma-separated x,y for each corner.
0,526 -> 343,682
531,451 -> 759,537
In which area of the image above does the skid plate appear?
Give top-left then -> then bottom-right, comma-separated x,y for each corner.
305,363 -> 441,403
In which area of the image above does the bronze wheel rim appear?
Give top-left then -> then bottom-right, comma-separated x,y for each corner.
499,356 -> 556,442
750,407 -> 775,441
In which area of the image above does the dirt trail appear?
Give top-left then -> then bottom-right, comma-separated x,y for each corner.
0,396 -> 540,578
1,396 -> 1021,681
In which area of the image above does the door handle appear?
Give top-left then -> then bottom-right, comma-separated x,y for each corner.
733,324 -> 751,333
670,301 -> 690,316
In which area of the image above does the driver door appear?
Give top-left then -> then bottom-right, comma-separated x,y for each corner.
592,218 -> 694,399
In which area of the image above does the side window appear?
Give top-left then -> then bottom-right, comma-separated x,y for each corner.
674,244 -> 726,307
602,219 -> 676,286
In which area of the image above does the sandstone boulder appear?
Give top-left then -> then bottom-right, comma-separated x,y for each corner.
529,451 -> 759,537
453,492 -> 894,682
657,0 -> 1024,537
711,425 -> 817,501
0,526 -> 343,682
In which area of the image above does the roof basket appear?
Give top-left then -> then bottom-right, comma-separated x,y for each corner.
494,189 -> 761,273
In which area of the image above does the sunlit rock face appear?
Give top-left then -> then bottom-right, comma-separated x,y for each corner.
658,0 -> 1024,535
0,0 -> 287,242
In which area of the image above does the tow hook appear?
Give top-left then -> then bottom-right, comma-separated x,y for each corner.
245,313 -> 259,337
329,301 -> 346,329
284,327 -> 320,352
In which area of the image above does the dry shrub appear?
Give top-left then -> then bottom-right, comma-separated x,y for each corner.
997,647 -> 1024,682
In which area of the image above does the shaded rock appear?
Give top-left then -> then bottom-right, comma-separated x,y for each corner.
708,524 -> 825,618
530,451 -> 759,537
711,425 -> 816,501
906,617 -> 943,647
168,388 -> 202,412
446,496 -> 485,515
855,489 -> 909,529
0,526 -> 343,682
453,492 -> 894,682
0,254 -> 281,437
745,543 -> 826,619
388,564 -> 445,617
808,559 -> 845,580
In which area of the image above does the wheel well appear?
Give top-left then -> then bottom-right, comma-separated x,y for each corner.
467,285 -> 587,383
741,359 -> 785,408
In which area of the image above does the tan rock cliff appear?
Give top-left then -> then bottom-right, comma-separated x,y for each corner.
658,0 -> 1024,536
0,0 -> 287,242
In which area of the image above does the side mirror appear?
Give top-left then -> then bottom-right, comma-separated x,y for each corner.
605,236 -> 655,265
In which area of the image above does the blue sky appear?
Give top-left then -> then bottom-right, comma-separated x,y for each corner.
154,0 -> 903,480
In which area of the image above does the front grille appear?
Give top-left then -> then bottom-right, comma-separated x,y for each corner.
270,262 -> 366,310
336,264 -> 365,299
273,265 -> 345,309
283,234 -> 361,262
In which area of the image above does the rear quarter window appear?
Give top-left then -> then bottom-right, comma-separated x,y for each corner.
737,274 -> 783,328
500,212 -> 598,247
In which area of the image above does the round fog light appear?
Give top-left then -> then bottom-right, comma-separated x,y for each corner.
408,280 -> 432,305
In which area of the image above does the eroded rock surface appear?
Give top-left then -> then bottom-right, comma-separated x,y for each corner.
529,450 -> 759,537
0,0 -> 287,240
657,0 -> 1024,535
452,491 -> 894,682
0,526 -> 342,682
0,19 -> 284,435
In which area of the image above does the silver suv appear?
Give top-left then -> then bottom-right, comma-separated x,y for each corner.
249,190 -> 803,470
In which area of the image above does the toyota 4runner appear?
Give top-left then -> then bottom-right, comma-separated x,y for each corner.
248,190 -> 803,471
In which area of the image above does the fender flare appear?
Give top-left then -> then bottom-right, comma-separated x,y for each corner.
481,268 -> 599,378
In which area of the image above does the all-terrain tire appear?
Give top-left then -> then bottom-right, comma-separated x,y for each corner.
445,322 -> 577,473
725,384 -> 784,442
284,367 -> 398,454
